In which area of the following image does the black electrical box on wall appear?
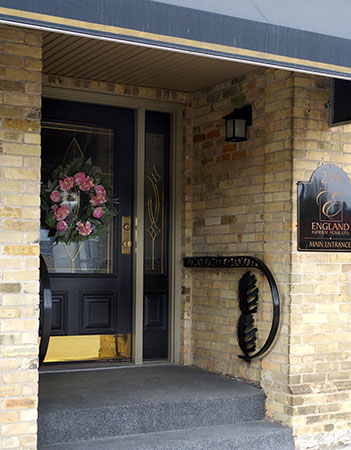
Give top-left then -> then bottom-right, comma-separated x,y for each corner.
331,78 -> 351,125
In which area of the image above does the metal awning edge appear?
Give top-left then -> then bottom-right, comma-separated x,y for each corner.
1,6 -> 350,80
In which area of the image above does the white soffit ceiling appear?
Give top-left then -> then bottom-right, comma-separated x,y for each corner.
43,32 -> 258,93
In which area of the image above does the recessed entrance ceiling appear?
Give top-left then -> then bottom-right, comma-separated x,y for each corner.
43,32 -> 257,93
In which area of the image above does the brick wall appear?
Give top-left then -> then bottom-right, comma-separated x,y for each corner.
291,74 -> 351,450
0,25 -> 42,450
2,25 -> 350,448
262,70 -> 294,424
188,70 -> 266,381
185,68 -> 294,423
181,98 -> 194,365
42,74 -> 189,104
185,68 -> 351,448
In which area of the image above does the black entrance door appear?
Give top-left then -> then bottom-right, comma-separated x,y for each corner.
40,99 -> 134,354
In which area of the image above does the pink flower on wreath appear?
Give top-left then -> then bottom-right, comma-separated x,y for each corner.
90,194 -> 106,206
76,220 -> 93,236
90,185 -> 107,206
92,206 -> 104,219
50,190 -> 61,202
56,220 -> 68,232
79,176 -> 94,191
53,204 -> 69,221
74,172 -> 86,186
59,176 -> 74,191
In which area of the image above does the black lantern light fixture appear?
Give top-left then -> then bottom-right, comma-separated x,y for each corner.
223,105 -> 252,142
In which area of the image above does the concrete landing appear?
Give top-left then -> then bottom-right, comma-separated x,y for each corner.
39,364 -> 264,412
38,364 -> 294,449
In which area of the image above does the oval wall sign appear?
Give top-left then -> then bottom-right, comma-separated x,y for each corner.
298,164 -> 351,251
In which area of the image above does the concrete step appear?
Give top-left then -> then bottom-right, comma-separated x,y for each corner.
38,421 -> 295,450
38,365 -> 266,445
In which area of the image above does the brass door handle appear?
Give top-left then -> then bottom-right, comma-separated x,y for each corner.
121,216 -> 132,254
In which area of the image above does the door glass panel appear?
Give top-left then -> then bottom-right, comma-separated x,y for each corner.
40,122 -> 114,274
144,132 -> 166,274
143,111 -> 170,359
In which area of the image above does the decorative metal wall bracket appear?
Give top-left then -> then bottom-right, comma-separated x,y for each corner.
183,256 -> 280,363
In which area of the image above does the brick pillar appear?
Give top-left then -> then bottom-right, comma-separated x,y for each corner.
181,99 -> 194,365
261,69 -> 294,424
0,25 -> 42,450
290,74 -> 351,449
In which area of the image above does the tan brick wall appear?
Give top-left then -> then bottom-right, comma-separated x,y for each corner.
185,68 -> 351,448
0,25 -> 42,450
181,99 -> 194,365
43,74 -> 189,104
262,70 -> 293,424
291,74 -> 351,449
185,69 -> 294,424
7,34 -> 351,448
188,70 -> 266,380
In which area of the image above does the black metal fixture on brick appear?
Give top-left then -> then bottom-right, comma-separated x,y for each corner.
183,256 -> 280,363
39,255 -> 52,366
222,105 -> 252,142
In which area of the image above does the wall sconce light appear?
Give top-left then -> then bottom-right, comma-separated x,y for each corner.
223,105 -> 252,142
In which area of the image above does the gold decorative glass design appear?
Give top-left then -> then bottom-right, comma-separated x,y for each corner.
40,122 -> 114,274
144,133 -> 165,274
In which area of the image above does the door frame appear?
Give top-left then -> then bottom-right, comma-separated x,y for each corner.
42,85 -> 184,364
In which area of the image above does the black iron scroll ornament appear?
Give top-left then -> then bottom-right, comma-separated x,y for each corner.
39,255 -> 52,366
183,256 -> 280,363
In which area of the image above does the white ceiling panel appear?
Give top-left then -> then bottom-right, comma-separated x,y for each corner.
43,32 -> 256,93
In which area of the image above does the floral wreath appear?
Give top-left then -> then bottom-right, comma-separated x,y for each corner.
41,157 -> 117,244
